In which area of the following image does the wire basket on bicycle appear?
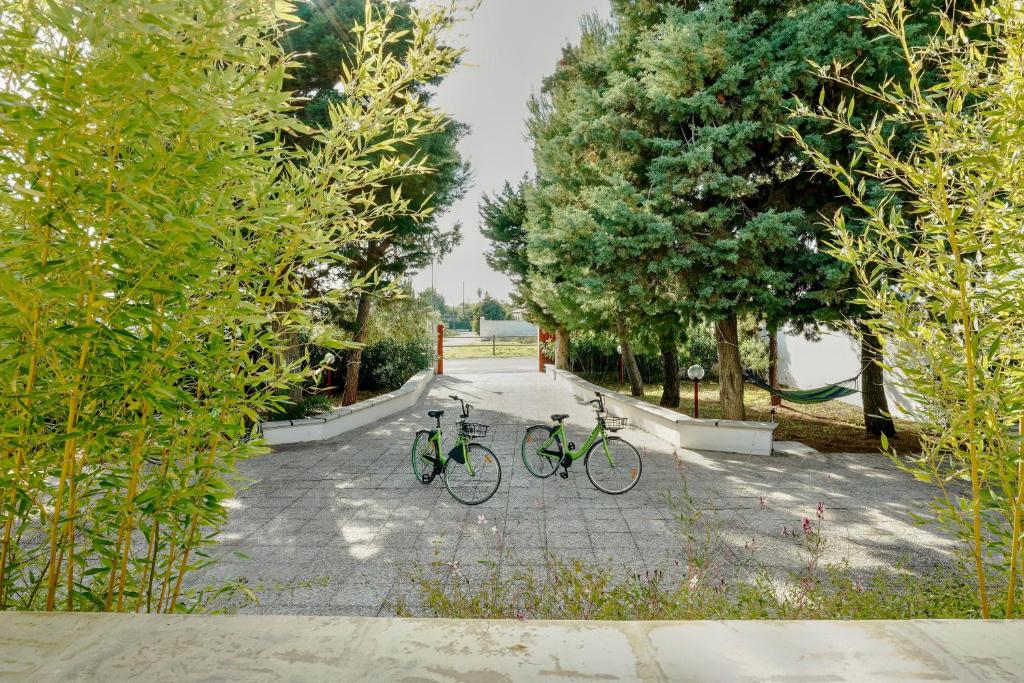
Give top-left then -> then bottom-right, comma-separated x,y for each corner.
459,421 -> 490,438
601,416 -> 628,432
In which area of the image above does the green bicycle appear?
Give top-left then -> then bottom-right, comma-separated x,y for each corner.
520,392 -> 642,494
412,395 -> 502,506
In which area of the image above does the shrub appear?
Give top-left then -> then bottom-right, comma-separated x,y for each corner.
565,326 -> 766,383
265,396 -> 334,422
358,338 -> 432,392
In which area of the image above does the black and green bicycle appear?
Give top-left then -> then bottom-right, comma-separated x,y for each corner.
412,395 -> 502,505
520,392 -> 642,494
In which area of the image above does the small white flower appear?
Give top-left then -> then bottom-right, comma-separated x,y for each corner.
477,515 -> 486,525
491,526 -> 497,534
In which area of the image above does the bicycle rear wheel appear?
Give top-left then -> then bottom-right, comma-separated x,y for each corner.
412,430 -> 438,484
585,436 -> 642,494
521,425 -> 560,478
444,443 -> 502,505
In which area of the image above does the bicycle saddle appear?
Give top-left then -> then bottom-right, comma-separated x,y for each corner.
428,410 -> 444,418
551,413 -> 569,422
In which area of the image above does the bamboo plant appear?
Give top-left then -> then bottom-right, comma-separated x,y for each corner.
0,0 -> 462,612
793,0 -> 1024,617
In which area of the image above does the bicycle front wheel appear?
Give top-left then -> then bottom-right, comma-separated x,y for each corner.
521,425 -> 560,478
585,436 -> 642,494
444,443 -> 502,505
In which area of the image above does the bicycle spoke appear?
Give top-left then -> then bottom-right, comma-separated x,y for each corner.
586,437 -> 642,494
445,444 -> 502,505
412,431 -> 438,484
521,425 -> 559,478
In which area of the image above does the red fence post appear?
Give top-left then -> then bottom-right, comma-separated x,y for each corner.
437,323 -> 444,375
538,329 -> 554,373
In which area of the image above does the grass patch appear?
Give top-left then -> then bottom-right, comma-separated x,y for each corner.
444,341 -> 536,359
581,372 -> 922,454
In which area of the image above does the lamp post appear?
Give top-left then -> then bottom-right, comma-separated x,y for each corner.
616,345 -> 624,389
687,364 -> 705,418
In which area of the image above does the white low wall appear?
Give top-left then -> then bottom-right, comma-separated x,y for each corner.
777,327 -> 922,420
7,614 -> 1019,681
261,368 -> 434,446
479,318 -> 538,337
546,367 -> 777,456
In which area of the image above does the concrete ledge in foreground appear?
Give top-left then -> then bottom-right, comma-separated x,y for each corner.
1,614 -> 1021,682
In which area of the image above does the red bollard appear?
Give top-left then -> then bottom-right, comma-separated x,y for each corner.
538,329 -> 548,373
437,323 -> 444,375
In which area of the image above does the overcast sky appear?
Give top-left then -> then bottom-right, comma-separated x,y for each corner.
410,0 -> 611,308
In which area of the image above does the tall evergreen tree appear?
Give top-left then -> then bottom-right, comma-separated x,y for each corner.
280,0 -> 471,405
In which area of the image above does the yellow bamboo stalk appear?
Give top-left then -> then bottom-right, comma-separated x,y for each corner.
1,266 -> 48,607
103,519 -> 128,610
156,533 -> 179,614
137,518 -> 159,614
0,306 -> 41,607
167,434 -> 222,612
950,252 -> 988,618
49,110 -> 125,607
114,461 -> 141,612
1007,418 -> 1024,618
43,421 -> 75,611
167,519 -> 198,613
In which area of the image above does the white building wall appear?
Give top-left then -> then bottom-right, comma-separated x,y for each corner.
776,328 -> 924,421
479,318 -> 538,337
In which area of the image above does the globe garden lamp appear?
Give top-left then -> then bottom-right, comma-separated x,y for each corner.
687,364 -> 705,418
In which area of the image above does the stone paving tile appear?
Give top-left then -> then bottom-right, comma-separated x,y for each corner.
192,357 -> 962,615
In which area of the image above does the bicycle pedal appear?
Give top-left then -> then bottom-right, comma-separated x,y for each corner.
559,470 -> 569,479
420,474 -> 433,484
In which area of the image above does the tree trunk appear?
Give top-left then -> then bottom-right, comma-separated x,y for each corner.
659,331 -> 680,408
859,322 -> 896,437
555,326 -> 570,370
768,323 -> 781,407
616,320 -> 644,397
341,292 -> 373,406
274,298 -> 305,405
715,315 -> 745,420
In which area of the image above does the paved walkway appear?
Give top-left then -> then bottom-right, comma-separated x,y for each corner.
191,358 -> 960,616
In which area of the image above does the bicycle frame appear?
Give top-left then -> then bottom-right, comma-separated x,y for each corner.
425,426 -> 476,475
538,421 -> 615,465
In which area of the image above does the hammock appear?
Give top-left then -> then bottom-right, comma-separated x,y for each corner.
743,369 -> 861,405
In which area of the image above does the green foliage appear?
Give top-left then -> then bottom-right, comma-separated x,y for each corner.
795,0 -> 1024,617
266,396 -> 335,423
285,0 -> 471,300
364,290 -> 438,346
564,327 -> 765,382
483,0 -> 940,417
479,178 -> 531,288
399,555 -> 981,621
358,338 -> 432,392
469,295 -> 509,333
0,0 -> 462,613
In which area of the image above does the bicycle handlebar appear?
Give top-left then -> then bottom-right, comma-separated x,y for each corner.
589,392 -> 605,413
449,394 -> 471,418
